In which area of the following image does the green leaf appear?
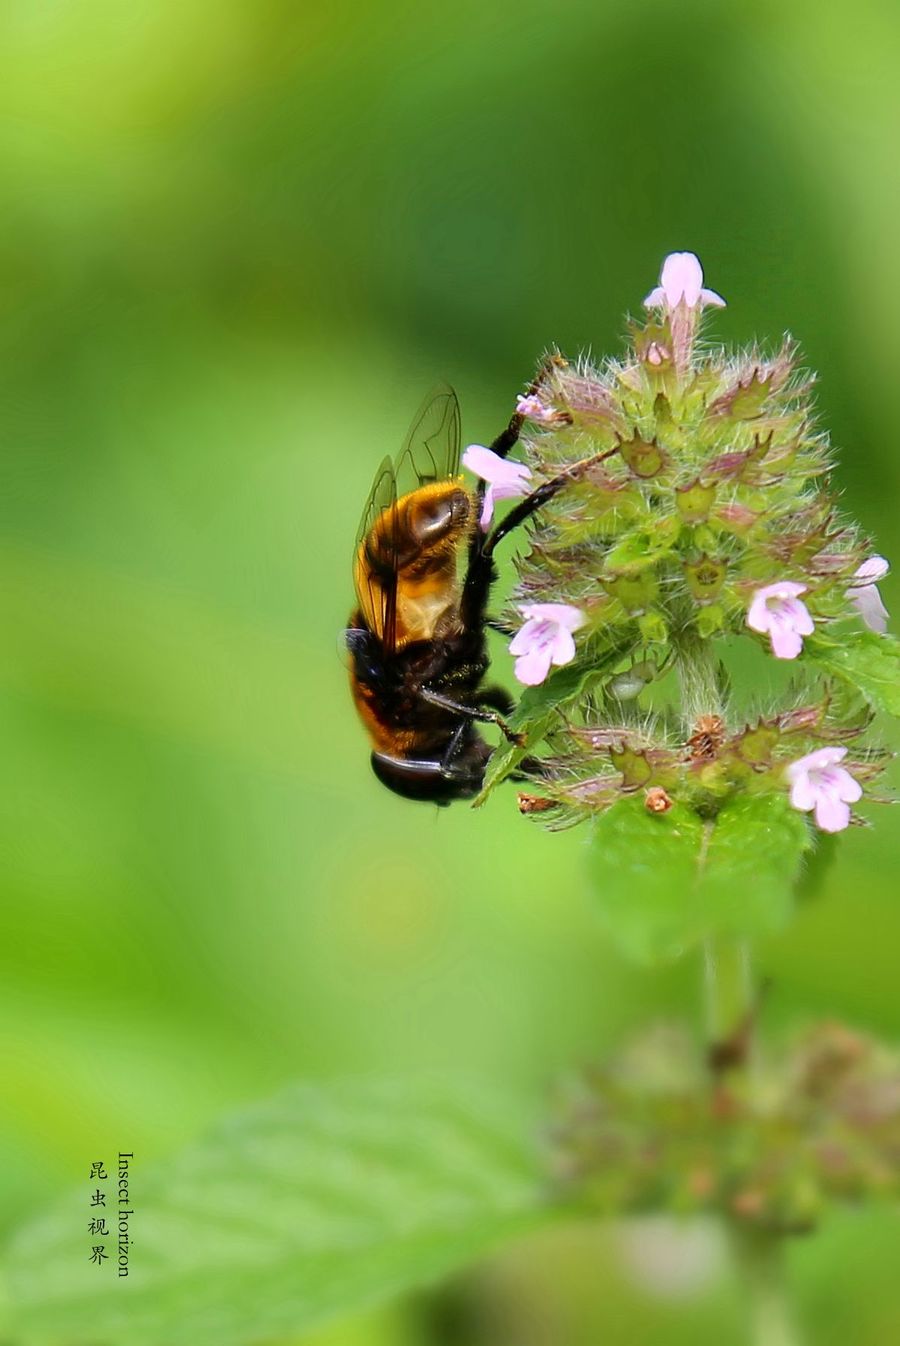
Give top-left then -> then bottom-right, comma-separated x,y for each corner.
6,1078 -> 555,1346
587,793 -> 812,963
806,630 -> 900,717
475,658 -> 605,803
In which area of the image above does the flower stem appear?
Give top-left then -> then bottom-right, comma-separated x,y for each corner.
734,1230 -> 804,1346
703,935 -> 753,1049
673,623 -> 724,731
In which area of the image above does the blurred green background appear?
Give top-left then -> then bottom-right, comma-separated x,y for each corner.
1,0 -> 899,1341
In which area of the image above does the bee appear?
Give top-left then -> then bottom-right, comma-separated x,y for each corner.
346,377 -> 600,804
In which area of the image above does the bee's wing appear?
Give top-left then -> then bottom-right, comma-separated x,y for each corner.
393,385 -> 461,498
352,389 -> 461,655
352,454 -> 399,651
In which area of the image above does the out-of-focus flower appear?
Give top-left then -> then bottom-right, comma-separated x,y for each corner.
644,252 -> 726,310
786,746 -> 862,833
617,1217 -> 726,1300
509,602 -> 585,685
462,443 -> 532,530
747,581 -> 814,659
515,393 -> 558,423
848,555 -> 889,633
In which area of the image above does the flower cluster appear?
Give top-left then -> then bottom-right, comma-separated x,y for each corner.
465,252 -> 895,834
510,697 -> 888,835
549,1021 -> 900,1233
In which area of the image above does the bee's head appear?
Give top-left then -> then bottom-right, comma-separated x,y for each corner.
370,740 -> 488,805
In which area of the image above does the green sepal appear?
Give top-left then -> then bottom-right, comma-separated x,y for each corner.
733,721 -> 780,768
609,745 -> 653,790
618,432 -> 666,479
684,554 -> 727,604
696,603 -> 724,637
676,478 -> 717,523
603,570 -> 659,613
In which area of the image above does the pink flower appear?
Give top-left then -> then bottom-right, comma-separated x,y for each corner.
786,746 -> 862,833
746,581 -> 814,659
643,252 -> 726,310
462,443 -> 532,531
509,603 -> 585,686
515,393 -> 557,423
848,554 -> 889,633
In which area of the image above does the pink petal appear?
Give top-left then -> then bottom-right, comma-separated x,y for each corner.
462,444 -> 532,491
661,252 -> 704,306
519,602 -> 585,631
850,584 -> 889,633
549,626 -> 577,666
768,619 -> 803,659
699,287 -> 726,308
789,776 -> 817,812
643,285 -> 667,309
516,394 -> 556,422
508,617 -> 541,657
514,644 -> 555,686
813,792 -> 851,833
462,443 -> 496,477
780,599 -> 815,636
479,487 -> 495,531
763,581 -> 808,601
854,555 -> 889,584
787,746 -> 847,777
746,594 -> 773,634
831,768 -> 862,804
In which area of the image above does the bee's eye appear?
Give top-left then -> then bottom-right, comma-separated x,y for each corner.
410,490 -> 468,543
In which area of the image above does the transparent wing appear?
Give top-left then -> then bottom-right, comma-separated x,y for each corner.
354,454 -> 396,561
352,454 -> 398,651
351,388 -> 461,655
393,385 -> 461,500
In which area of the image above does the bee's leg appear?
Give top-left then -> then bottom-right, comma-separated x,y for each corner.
478,683 -> 515,716
439,721 -> 469,775
510,758 -> 549,781
460,443 -> 618,634
467,358 -> 571,574
418,688 -> 525,746
482,444 -> 619,560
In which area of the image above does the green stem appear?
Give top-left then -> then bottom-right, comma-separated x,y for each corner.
734,1230 -> 804,1346
703,935 -> 753,1047
674,625 -> 724,729
677,614 -> 801,1346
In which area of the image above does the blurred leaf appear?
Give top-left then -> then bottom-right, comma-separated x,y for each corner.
588,794 -> 812,963
807,631 -> 900,717
795,830 -> 840,904
6,1078 -> 556,1346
